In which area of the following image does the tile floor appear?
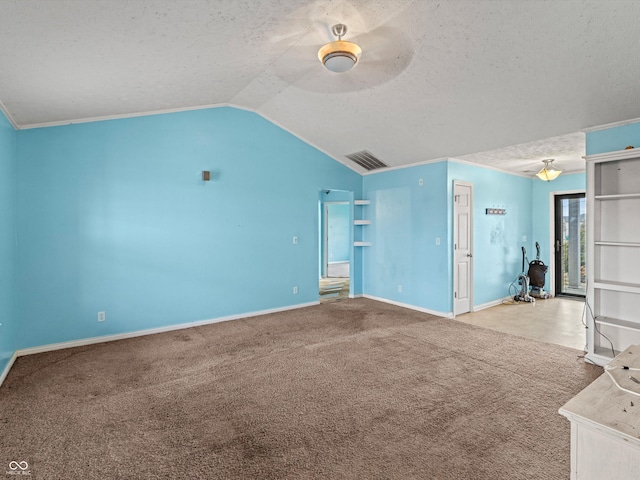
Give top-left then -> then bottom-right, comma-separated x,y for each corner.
319,277 -> 350,303
455,296 -> 588,351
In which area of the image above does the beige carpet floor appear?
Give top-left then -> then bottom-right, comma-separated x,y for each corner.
0,298 -> 601,479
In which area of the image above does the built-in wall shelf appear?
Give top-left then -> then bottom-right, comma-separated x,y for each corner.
595,193 -> 640,201
595,241 -> 640,247
593,280 -> 640,294
354,199 -> 371,247
586,150 -> 640,365
595,316 -> 640,331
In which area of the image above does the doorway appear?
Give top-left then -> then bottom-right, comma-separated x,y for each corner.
319,191 -> 351,302
453,181 -> 474,315
553,193 -> 586,297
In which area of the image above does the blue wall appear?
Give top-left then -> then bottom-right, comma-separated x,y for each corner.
363,162 -> 450,313
586,122 -> 640,155
1,102 -> 604,361
0,111 -> 16,374
15,107 -> 361,349
327,203 -> 350,263
362,160 -> 539,315
363,161 -> 532,314
448,161 -> 533,308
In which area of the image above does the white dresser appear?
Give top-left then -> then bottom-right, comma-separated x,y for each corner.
559,345 -> 640,479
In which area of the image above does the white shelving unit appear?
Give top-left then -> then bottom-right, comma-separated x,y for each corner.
586,148 -> 640,365
354,200 -> 371,247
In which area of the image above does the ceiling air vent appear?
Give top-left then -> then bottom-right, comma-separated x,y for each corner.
345,150 -> 388,171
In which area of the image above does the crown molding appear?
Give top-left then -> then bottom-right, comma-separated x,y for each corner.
585,147 -> 640,163
15,102 -> 232,130
0,99 -> 19,130
12,102 -> 363,175
362,157 -> 449,176
582,117 -> 640,133
447,157 -> 533,178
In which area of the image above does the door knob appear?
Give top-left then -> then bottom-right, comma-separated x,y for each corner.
467,253 -> 473,258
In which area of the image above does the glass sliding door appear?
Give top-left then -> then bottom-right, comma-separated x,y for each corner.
554,193 -> 586,297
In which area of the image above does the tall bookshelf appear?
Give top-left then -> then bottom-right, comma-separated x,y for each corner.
586,148 -> 640,366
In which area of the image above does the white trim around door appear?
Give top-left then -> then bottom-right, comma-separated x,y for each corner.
453,181 -> 474,316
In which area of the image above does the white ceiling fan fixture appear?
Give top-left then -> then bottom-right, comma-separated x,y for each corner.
318,24 -> 362,73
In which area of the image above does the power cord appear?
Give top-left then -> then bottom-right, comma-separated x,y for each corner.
604,364 -> 640,398
503,287 -> 536,304
586,297 -> 615,358
584,289 -> 616,358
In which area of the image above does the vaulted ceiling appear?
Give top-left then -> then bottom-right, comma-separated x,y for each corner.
2,0 -> 639,175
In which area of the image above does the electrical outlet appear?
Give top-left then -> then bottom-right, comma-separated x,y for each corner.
293,286 -> 298,295
418,178 -> 424,186
436,237 -> 441,245
97,311 -> 106,322
293,236 -> 298,244
398,285 -> 403,293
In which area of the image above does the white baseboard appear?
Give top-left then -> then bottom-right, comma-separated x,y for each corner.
0,351 -> 18,387
472,297 -> 509,312
15,301 -> 320,358
362,295 -> 452,318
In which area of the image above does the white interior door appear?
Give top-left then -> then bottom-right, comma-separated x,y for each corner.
453,181 -> 473,315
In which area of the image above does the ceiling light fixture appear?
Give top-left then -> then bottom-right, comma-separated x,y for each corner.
536,159 -> 562,182
318,24 -> 362,73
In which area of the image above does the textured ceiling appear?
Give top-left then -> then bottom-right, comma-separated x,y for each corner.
1,0 -> 639,176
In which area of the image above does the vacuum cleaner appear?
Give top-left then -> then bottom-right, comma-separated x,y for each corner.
528,242 -> 550,299
514,246 -> 534,303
